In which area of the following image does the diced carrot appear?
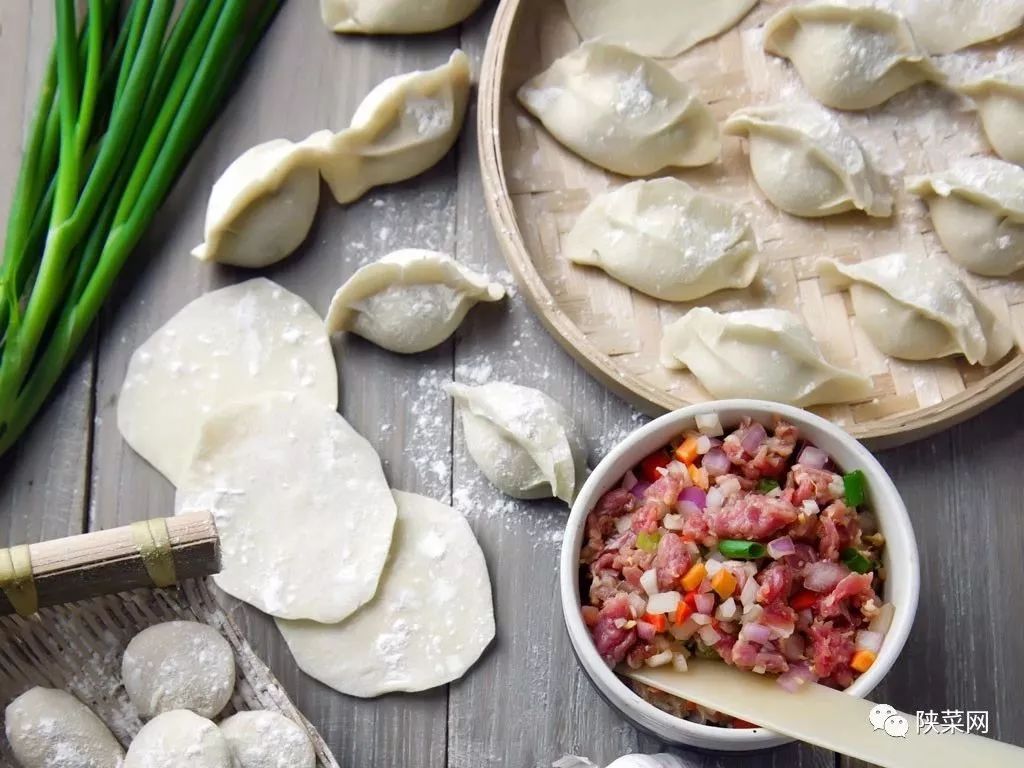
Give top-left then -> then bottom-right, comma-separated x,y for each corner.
681,562 -> 706,592
688,463 -> 709,490
851,650 -> 876,673
711,569 -> 737,600
640,452 -> 672,483
732,717 -> 758,729
644,612 -> 668,633
674,601 -> 694,626
791,589 -> 819,611
674,436 -> 700,464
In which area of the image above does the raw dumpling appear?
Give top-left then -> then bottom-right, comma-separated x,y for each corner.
326,249 -> 505,353
122,621 -> 235,719
564,0 -> 758,57
959,65 -> 1024,166
906,157 -> 1024,276
763,3 -> 943,110
321,50 -> 471,204
192,133 -> 330,268
660,307 -> 873,407
177,393 -> 397,623
894,0 -> 1024,54
818,252 -> 1013,365
219,711 -> 315,768
117,278 -> 337,487
124,710 -> 233,768
563,178 -> 758,301
5,688 -> 124,768
277,491 -> 494,697
320,0 -> 482,34
517,42 -> 720,176
446,381 -> 586,504
723,103 -> 893,218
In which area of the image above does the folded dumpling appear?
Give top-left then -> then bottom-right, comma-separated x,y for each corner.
894,0 -> 1024,54
906,158 -> 1024,277
321,50 -> 471,204
564,0 -> 758,58
959,65 -> 1024,166
660,307 -> 873,407
763,2 -> 943,111
517,42 -> 720,176
326,249 -> 505,354
818,252 -> 1014,366
192,133 -> 331,268
320,0 -> 482,34
724,103 -> 893,218
446,381 -> 586,504
564,178 -> 758,301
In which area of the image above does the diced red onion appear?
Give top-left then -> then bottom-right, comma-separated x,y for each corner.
613,515 -> 633,535
696,412 -> 724,437
869,602 -> 895,635
698,625 -> 722,646
856,630 -> 884,654
695,593 -> 715,615
636,620 -> 657,641
717,476 -> 742,498
662,513 -> 684,531
743,604 -> 764,623
670,618 -> 699,641
767,536 -> 796,559
704,559 -> 722,577
716,597 -> 737,620
679,486 -> 707,510
676,499 -> 701,518
691,613 -> 712,626
802,561 -> 849,592
647,591 -> 681,615
739,575 -> 759,608
702,448 -> 731,477
630,481 -> 651,499
605,530 -> 633,550
776,662 -> 815,693
741,422 -> 768,455
705,487 -> 724,510
626,592 -> 647,618
645,649 -> 674,667
672,653 -> 689,672
696,435 -> 712,455
621,470 -> 638,491
739,622 -> 773,644
802,499 -> 820,517
779,634 -> 806,661
640,569 -> 660,596
667,460 -> 687,477
697,578 -> 714,594
797,445 -> 829,469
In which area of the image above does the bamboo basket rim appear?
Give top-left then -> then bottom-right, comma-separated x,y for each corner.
477,0 -> 1024,449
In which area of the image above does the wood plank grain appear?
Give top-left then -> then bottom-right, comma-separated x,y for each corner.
0,3 -> 95,547
86,4 -> 459,766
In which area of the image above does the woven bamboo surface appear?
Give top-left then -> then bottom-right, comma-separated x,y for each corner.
479,0 -> 1024,447
0,578 -> 339,768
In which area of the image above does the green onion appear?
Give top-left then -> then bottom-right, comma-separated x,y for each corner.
636,531 -> 662,552
841,547 -> 874,574
843,470 -> 867,507
0,0 -> 284,456
757,478 -> 779,493
717,540 -> 767,560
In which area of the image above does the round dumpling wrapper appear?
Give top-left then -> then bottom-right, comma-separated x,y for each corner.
176,393 -> 397,623
117,278 -> 337,487
276,490 -> 494,697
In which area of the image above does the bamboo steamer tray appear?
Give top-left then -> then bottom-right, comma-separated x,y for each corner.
479,0 -> 1024,447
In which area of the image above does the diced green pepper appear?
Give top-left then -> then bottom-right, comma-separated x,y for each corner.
841,547 -> 873,574
843,470 -> 867,507
636,531 -> 662,552
717,540 -> 767,560
757,478 -> 780,493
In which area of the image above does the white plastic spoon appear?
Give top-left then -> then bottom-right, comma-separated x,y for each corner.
623,661 -> 1023,767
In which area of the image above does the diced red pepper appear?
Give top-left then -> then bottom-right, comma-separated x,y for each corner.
643,612 -> 668,633
674,601 -> 694,626
791,589 -> 819,611
684,591 -> 698,609
732,717 -> 758,729
639,452 -> 672,483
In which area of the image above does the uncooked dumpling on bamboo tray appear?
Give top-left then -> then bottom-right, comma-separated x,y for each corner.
906,157 -> 1024,277
893,0 -> 1024,54
219,711 -> 315,768
563,178 -> 759,301
124,710 -> 233,768
818,253 -> 1014,366
660,307 -> 874,407
959,65 -> 1024,166
763,2 -> 944,111
723,102 -> 893,218
277,491 -> 494,697
326,249 -> 505,353
517,42 -> 720,176
117,279 -> 337,487
319,0 -> 482,34
122,621 -> 235,720
446,381 -> 587,504
320,50 -> 471,204
5,688 -> 124,768
192,133 -> 330,268
563,0 -> 758,57
176,393 -> 397,624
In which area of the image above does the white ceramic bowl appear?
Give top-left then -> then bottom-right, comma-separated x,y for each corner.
560,400 -> 920,752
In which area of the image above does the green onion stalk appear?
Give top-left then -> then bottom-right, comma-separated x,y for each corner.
0,0 -> 283,457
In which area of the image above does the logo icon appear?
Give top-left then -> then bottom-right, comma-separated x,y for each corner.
869,703 -> 908,737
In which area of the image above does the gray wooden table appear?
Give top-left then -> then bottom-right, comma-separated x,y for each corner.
2,4 -> 1023,767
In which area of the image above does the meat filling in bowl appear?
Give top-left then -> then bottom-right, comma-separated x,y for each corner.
579,416 -> 893,728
